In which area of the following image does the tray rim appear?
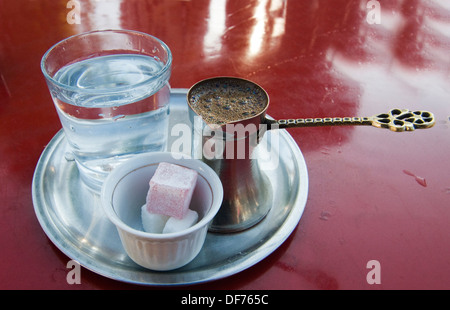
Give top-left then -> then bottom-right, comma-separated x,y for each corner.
31,88 -> 309,286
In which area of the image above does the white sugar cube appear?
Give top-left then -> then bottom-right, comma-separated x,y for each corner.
162,209 -> 199,234
141,205 -> 169,233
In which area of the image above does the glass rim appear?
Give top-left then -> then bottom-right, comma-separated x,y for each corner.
40,29 -> 172,94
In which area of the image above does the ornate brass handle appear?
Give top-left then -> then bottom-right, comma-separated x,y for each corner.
272,109 -> 435,132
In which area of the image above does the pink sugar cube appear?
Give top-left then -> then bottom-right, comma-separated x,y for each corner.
146,162 -> 198,219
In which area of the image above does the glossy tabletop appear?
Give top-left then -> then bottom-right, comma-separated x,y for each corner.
1,0 -> 450,290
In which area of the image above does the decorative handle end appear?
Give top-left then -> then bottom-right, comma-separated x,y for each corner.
371,109 -> 435,132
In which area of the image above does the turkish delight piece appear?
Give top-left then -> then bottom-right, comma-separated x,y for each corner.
146,162 -> 198,219
163,209 -> 199,234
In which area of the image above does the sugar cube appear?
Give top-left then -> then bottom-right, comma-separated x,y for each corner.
162,209 -> 199,234
141,205 -> 169,233
146,162 -> 198,219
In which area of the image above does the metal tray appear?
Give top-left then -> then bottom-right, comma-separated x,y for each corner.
32,89 -> 309,286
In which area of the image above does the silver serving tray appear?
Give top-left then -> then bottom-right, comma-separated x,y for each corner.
32,89 -> 309,286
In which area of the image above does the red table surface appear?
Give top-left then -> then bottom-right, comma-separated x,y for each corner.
1,0 -> 450,290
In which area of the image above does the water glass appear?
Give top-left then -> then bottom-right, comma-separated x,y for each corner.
41,30 -> 172,190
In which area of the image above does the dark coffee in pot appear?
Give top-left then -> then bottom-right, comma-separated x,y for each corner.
188,78 -> 268,126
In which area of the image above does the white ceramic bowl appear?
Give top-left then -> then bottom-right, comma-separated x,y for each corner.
101,152 -> 223,271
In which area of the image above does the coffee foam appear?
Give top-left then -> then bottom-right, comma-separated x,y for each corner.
189,79 -> 268,125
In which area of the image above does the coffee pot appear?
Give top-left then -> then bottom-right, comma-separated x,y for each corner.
187,77 -> 435,233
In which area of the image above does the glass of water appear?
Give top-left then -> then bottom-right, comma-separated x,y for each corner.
41,30 -> 172,191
